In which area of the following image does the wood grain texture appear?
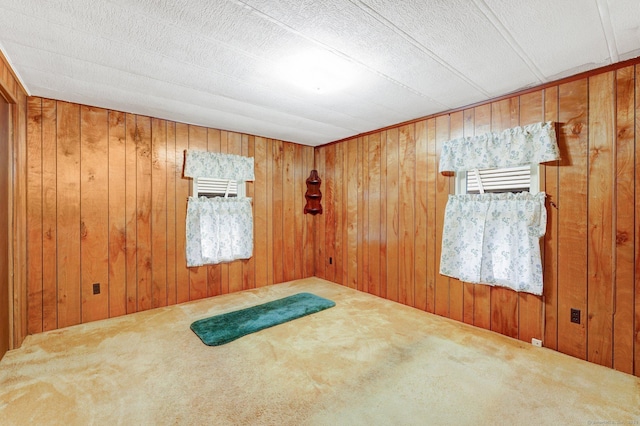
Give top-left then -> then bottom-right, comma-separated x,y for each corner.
151,118 -> 168,308
414,120 -> 428,311
26,97 -> 43,334
385,130 -> 399,302
25,99 -> 314,334
80,106 -> 109,322
635,64 -> 640,377
543,86 -> 560,350
313,63 -> 640,377
108,111 -> 127,318
557,79 -> 589,360
398,124 -> 415,306
613,66 -> 635,374
0,97 -> 10,358
587,72 -> 615,367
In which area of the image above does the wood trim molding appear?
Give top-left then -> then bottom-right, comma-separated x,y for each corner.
322,55 -> 640,148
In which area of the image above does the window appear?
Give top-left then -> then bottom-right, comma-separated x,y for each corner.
455,164 -> 540,195
192,177 -> 246,198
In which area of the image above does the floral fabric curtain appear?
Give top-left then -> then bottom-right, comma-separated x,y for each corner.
439,192 -> 547,295
439,121 -> 560,173
186,197 -> 253,267
184,150 -> 255,181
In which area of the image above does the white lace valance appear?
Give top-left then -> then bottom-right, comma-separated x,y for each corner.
439,121 -> 560,173
184,150 -> 255,181
439,192 -> 546,295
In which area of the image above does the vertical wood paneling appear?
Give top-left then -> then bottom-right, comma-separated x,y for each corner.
165,122 -> 177,306
108,111 -> 126,318
543,86 -> 560,350
272,140 -> 284,284
314,146 -> 325,280
267,139 -> 275,285
425,119 -> 437,314
303,146 -> 315,278
135,117 -> 153,311
385,130 -> 399,301
324,144 -> 336,282
25,99 -> 314,335
613,66 -> 635,374
557,79 -> 589,360
26,97 -> 42,334
587,72 -> 615,367
80,106 -> 109,322
368,134 -> 381,296
398,124 -> 415,307
314,62 -> 640,377
635,63 -> 640,376
346,138 -> 358,289
151,118 -> 168,308
56,102 -> 81,328
414,120 -> 428,311
41,99 -> 57,331
254,137 -> 268,286
334,142 -> 344,286
357,137 -> 368,293
124,114 -> 138,313
294,144 -> 304,281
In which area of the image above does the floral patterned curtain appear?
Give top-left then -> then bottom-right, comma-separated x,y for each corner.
439,121 -> 560,173
184,150 -> 255,181
439,192 -> 547,295
186,197 -> 253,267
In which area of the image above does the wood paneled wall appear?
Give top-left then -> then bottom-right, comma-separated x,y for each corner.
0,48 -> 28,352
315,64 -> 640,377
26,98 -> 315,333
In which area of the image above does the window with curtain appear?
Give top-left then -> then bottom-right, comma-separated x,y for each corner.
438,122 -> 559,295
183,150 -> 255,267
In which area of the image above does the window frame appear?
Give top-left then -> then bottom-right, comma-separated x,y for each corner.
454,164 -> 541,195
192,177 -> 246,198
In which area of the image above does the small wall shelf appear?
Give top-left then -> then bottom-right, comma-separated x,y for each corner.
304,170 -> 322,215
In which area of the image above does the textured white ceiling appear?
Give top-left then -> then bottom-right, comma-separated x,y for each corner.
1,0 -> 639,146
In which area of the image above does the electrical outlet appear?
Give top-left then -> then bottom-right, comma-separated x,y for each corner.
531,338 -> 542,348
570,308 -> 581,324
92,283 -> 100,295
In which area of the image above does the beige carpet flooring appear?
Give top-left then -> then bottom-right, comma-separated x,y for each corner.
1,277 -> 639,425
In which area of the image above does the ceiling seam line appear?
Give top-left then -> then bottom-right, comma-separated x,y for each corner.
470,0 -> 546,83
594,0 -> 620,63
347,0 -> 492,98
229,0 -> 446,103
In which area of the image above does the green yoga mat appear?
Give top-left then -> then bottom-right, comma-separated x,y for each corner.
190,292 -> 336,346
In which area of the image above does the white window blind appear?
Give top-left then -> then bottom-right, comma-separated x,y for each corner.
192,177 -> 246,198
455,164 -> 540,195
